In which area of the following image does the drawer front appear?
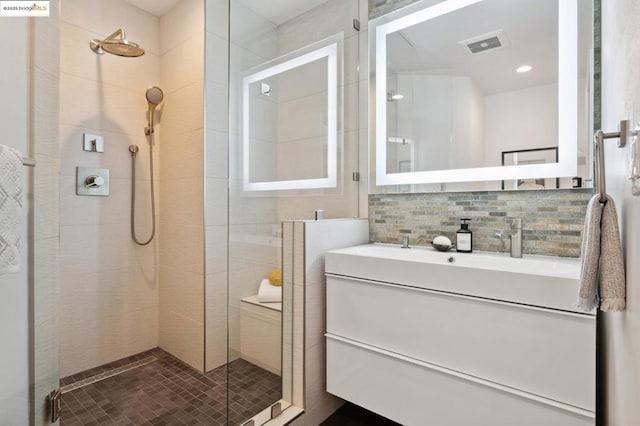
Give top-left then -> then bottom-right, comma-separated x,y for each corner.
327,276 -> 595,410
327,335 -> 594,426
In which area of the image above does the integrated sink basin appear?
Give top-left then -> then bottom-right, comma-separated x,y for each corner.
325,243 -> 588,313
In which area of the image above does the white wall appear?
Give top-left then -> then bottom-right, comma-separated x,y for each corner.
484,83 -> 558,167
0,18 -> 31,425
205,0 -> 231,372
600,1 -> 640,424
391,74 -> 484,173
396,74 -> 453,171
59,0 -> 160,377
158,0 -> 206,372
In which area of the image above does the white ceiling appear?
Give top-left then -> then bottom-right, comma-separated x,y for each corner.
236,0 -> 329,25
125,0 -> 180,16
386,0 -> 591,95
126,0 -> 329,24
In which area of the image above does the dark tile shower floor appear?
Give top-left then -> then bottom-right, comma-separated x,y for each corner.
60,348 -> 281,425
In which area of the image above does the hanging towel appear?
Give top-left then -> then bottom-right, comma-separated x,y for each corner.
578,194 -> 626,311
0,145 -> 24,275
257,278 -> 282,303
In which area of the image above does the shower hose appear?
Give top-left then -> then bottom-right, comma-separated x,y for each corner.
130,136 -> 156,246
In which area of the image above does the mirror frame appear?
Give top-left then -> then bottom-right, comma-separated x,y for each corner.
373,0 -> 578,186
242,42 -> 339,191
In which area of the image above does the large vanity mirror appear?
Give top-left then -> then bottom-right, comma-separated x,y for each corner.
370,0 -> 594,192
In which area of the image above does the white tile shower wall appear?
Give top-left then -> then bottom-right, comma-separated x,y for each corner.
158,0 -> 205,372
59,0 -> 160,378
0,18 -> 31,424
600,1 -> 640,424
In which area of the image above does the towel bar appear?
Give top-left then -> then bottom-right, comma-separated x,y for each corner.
22,157 -> 35,167
594,120 -> 640,203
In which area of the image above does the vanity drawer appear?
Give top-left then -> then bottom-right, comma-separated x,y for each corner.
326,275 -> 596,411
326,335 -> 594,426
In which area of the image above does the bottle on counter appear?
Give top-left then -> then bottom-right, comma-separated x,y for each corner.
456,218 -> 473,253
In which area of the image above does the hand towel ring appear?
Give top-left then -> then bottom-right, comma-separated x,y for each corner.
594,120 -> 639,203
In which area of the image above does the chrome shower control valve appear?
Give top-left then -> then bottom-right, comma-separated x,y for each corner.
76,167 -> 110,196
84,175 -> 105,188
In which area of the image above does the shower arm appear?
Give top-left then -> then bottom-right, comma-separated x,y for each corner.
105,28 -> 125,42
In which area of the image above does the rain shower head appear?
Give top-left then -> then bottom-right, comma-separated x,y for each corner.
90,29 -> 145,57
145,86 -> 164,135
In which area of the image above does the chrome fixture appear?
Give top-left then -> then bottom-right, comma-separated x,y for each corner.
401,235 -> 410,249
493,229 -> 506,251
76,167 -> 110,196
509,218 -> 523,258
594,120 -> 640,203
90,29 -> 145,57
387,91 -> 403,102
83,133 -> 104,153
130,87 -> 163,246
144,86 -> 164,136
84,175 -> 105,188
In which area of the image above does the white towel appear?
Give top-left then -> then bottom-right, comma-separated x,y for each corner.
0,145 -> 23,275
257,278 -> 282,303
578,194 -> 626,311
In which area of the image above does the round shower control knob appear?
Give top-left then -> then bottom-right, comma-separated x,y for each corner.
85,175 -> 105,188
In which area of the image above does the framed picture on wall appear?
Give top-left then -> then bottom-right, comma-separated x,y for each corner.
501,147 -> 559,190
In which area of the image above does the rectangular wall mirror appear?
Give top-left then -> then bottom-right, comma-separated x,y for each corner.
242,36 -> 343,192
369,0 -> 595,193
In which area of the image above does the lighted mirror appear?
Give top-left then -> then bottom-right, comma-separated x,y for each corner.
242,38 -> 342,191
370,0 -> 594,192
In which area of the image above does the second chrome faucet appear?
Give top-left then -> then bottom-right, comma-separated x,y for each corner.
494,218 -> 523,258
509,218 -> 523,258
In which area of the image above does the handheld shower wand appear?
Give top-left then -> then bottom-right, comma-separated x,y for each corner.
131,86 -> 164,246
145,86 -> 164,136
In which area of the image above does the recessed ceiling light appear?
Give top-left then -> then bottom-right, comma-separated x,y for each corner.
391,93 -> 404,100
516,65 -> 533,73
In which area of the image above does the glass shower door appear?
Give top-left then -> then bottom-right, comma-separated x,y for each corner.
226,0 -> 362,423
31,1 -> 61,423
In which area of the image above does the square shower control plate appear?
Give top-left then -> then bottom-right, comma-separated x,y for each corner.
76,167 -> 110,196
83,133 -> 105,152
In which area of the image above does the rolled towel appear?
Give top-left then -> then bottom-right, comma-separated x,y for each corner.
578,194 -> 626,311
578,195 -> 601,310
599,195 -> 626,311
0,145 -> 23,275
258,278 -> 282,303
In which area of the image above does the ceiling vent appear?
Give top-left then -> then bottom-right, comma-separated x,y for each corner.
458,29 -> 510,54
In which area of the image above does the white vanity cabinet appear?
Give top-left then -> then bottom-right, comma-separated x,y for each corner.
325,244 -> 596,426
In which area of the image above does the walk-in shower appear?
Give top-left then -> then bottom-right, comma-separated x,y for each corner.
130,86 -> 164,245
89,28 -> 145,57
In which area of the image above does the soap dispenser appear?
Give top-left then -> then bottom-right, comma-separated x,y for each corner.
456,218 -> 473,253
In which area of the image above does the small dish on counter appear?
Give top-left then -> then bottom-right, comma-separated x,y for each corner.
431,235 -> 454,252
431,242 -> 454,252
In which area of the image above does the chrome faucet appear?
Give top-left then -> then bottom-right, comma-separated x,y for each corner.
509,218 -> 523,258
